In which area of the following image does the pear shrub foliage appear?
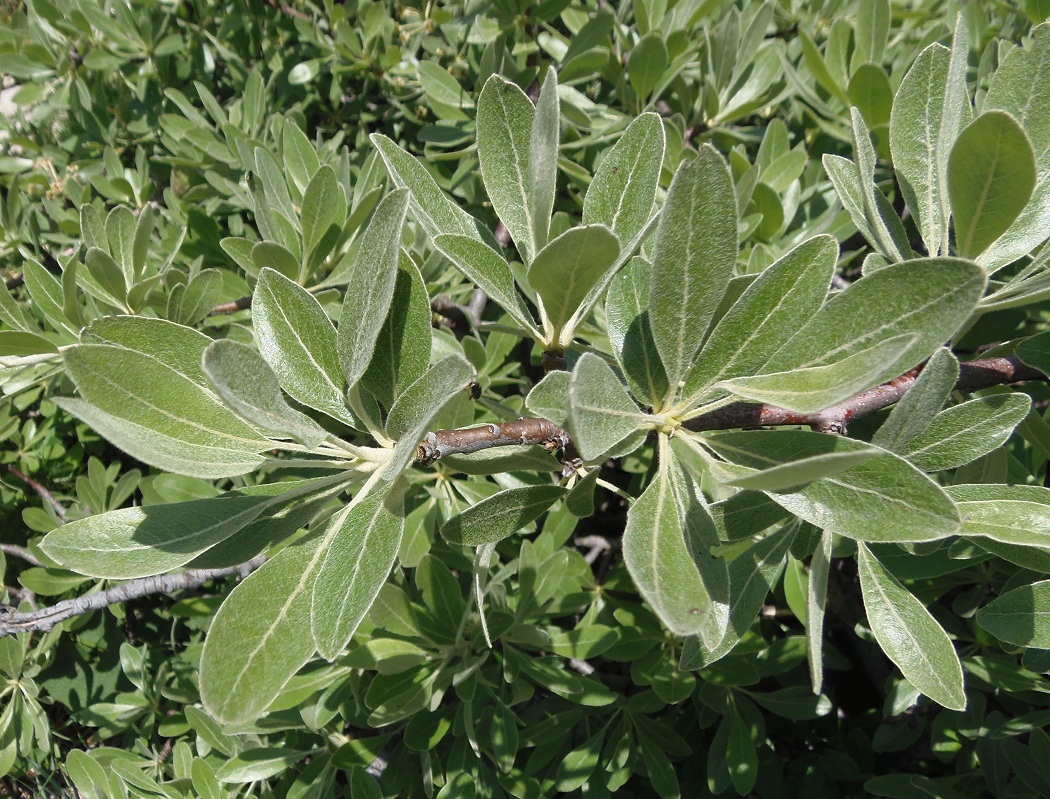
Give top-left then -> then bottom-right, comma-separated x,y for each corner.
3,0 -> 1050,797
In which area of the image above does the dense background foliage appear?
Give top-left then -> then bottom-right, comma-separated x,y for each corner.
3,0 -> 1050,797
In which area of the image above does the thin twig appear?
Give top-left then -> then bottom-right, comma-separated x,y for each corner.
0,544 -> 44,568
0,555 -> 267,637
575,535 -> 611,565
3,464 -> 67,520
210,296 -> 252,315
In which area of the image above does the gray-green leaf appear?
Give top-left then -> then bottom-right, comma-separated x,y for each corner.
901,393 -> 1031,471
976,580 -> 1050,649
871,347 -> 959,452
441,485 -> 567,546
567,353 -> 645,462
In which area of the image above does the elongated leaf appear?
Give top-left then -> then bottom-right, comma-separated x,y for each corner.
82,315 -> 212,385
823,154 -> 879,248
606,256 -> 668,405
857,543 -> 966,710
433,234 -> 537,334
105,206 -> 136,286
702,430 -> 961,542
567,353 -> 645,462
200,539 -> 322,723
871,347 -> 959,452
985,24 -> 1050,156
680,235 -> 836,408
722,448 -> 880,492
628,33 -> 669,100
216,749 -> 309,784
338,189 -> 410,389
1018,331 -> 1050,377
477,75 -> 538,263
850,108 -> 911,261
948,111 -> 1036,258
583,113 -> 664,246
649,146 -> 737,400
977,580 -> 1050,649
808,530 -> 832,693
719,333 -> 916,413
441,485 -> 567,546
947,484 -> 1050,547
529,68 -> 559,253
624,455 -> 728,645
902,393 -> 1031,471
529,225 -> 619,343
370,134 -> 481,240
252,268 -> 356,427
761,258 -> 985,379
301,165 -> 346,257
203,339 -> 330,447
312,491 -> 406,660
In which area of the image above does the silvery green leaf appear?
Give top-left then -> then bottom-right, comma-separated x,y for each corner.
215,749 -> 309,784
871,347 -> 959,452
370,133 -> 481,240
707,489 -> 790,541
254,147 -> 297,228
252,268 -> 356,427
849,108 -> 911,261
567,353 -> 645,462
902,393 -> 1031,471
583,112 -> 664,246
649,146 -> 737,401
338,188 -> 410,390
680,235 -> 836,408
948,111 -> 1036,259
432,234 -> 538,335
203,339 -> 330,448
312,490 -> 406,660
528,224 -> 620,344
525,370 -> 570,428
808,531 -> 833,694
702,430 -> 961,542
606,256 -> 668,405
858,543 -> 966,710
720,446 -> 881,492
979,151 -> 1050,273
947,484 -> 1050,547
105,206 -> 136,286
822,154 -> 880,250
976,579 -> 1050,649
82,315 -> 212,385
477,75 -> 538,263
1017,331 -> 1050,377
718,333 -> 916,413
301,165 -> 346,258
172,269 -> 223,326
441,485 -> 567,546
252,241 -> 300,281
529,68 -> 560,253
84,247 -> 128,307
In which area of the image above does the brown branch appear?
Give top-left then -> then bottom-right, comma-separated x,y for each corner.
3,464 -> 67,520
0,555 -> 267,637
417,418 -> 570,465
210,296 -> 252,315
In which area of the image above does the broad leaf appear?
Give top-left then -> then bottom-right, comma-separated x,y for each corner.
901,393 -> 1031,471
948,111 -> 1036,258
1018,331 -> 1050,377
83,315 -> 212,386
858,543 -> 966,710
606,256 -> 668,405
567,353 -> 645,462
721,447 -> 881,492
702,430 -> 961,542
441,485 -> 567,546
947,484 -> 1050,547
529,68 -> 559,253
649,146 -> 737,401
871,347 -> 959,452
252,268 -> 356,427
525,370 -> 570,428
338,188 -> 410,389
977,580 -> 1050,649
312,490 -> 406,660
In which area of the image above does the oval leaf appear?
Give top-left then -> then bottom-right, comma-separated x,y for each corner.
441,485 -> 566,547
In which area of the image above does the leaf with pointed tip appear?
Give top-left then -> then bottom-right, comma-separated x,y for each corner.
901,393 -> 1031,471
822,154 -> 880,250
254,147 -> 297,226
477,75 -> 538,263
567,353 -> 645,462
858,543 -> 966,710
702,430 -> 961,542
871,347 -> 959,452
948,111 -> 1036,258
338,189 -> 410,389
529,68 -> 559,253
203,339 -> 330,447
849,108 -> 911,261
1018,331 -> 1050,378
808,531 -> 833,694
718,333 -> 916,413
680,236 -> 836,408
977,580 -> 1050,649
312,491 -> 406,660
721,447 -> 881,492
301,165 -> 346,257
606,256 -> 668,405
529,225 -> 620,343
441,485 -> 567,546
649,146 -> 737,400
106,206 -> 136,285
947,484 -> 1050,547
252,268 -> 356,427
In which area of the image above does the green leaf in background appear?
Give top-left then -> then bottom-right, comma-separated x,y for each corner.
623,452 -> 728,646
948,111 -> 1036,258
977,580 -> 1050,649
947,484 -> 1050,547
871,347 -> 959,452
529,68 -> 559,253
252,268 -> 356,427
301,165 -> 346,258
719,446 -> 881,492
338,188 -> 410,390
679,235 -> 836,409
105,206 -> 136,286
901,393 -> 1031,471
807,531 -> 833,694
441,485 -> 567,546
1017,331 -> 1050,377
718,333 -> 917,413
628,33 -> 669,101
215,748 -> 309,783
701,430 -> 961,542
477,75 -> 538,263
649,146 -> 737,403
203,339 -> 330,448
857,543 -> 966,710
567,353 -> 645,462
312,490 -> 406,660
605,257 -> 668,406
583,112 -> 664,247
529,225 -> 620,344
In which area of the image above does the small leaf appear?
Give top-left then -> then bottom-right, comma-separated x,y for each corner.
858,543 -> 966,710
977,580 -> 1050,649
529,68 -> 560,253
301,165 -> 346,256
567,353 -> 645,462
441,485 -> 566,546
808,531 -> 833,694
947,484 -> 1050,547
901,393 -> 1031,471
628,33 -> 669,100
606,256 -> 669,405
871,347 -> 959,452
525,370 -> 570,428
949,111 -> 1036,258
216,749 -> 309,783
